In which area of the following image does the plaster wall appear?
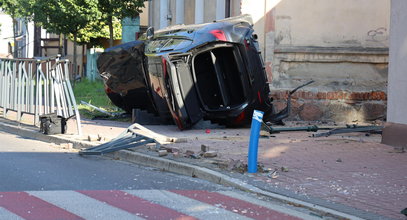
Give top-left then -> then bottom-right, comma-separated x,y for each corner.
241,0 -> 266,54
139,1 -> 149,26
0,13 -> 14,57
387,0 -> 407,125
274,0 -> 390,48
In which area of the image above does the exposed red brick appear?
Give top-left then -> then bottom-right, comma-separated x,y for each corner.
327,92 -> 335,100
337,92 -> 345,100
270,90 -> 387,101
317,92 -> 327,99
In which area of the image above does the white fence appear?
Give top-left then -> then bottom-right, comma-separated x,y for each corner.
0,56 -> 82,135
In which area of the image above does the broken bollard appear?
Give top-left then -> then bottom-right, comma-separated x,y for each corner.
248,110 -> 264,173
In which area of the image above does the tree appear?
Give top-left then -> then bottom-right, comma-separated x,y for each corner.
32,0 -> 98,75
97,0 -> 145,48
75,18 -> 122,48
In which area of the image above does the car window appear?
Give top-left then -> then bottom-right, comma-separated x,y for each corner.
146,38 -> 192,53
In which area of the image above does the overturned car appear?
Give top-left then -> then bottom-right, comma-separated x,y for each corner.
97,15 -> 284,130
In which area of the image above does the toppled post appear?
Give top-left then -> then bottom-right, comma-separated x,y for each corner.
248,110 -> 264,173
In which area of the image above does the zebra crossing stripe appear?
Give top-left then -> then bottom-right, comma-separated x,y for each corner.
171,190 -> 301,220
218,191 -> 320,220
0,207 -> 25,220
28,190 -> 143,220
78,190 -> 196,220
0,190 -> 315,219
125,189 -> 252,220
0,191 -> 83,220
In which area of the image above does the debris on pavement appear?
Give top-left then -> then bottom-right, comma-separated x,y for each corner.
87,134 -> 99,142
262,121 -> 384,138
80,100 -> 120,117
268,170 -> 279,179
79,123 -> 160,155
312,124 -> 383,137
203,151 -> 218,158
281,166 -> 289,172
59,143 -> 73,150
227,159 -> 245,172
201,144 -> 209,152
158,150 -> 168,157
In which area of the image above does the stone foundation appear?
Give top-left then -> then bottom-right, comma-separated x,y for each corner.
271,90 -> 387,123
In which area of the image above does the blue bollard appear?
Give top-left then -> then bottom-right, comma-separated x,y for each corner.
248,110 -> 264,173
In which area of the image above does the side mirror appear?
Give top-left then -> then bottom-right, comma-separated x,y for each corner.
146,27 -> 154,40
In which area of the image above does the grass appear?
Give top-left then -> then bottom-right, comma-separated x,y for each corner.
72,79 -> 121,119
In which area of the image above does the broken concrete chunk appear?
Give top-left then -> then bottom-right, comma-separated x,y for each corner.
227,159 -> 243,171
281,167 -> 289,172
167,147 -> 181,153
201,144 -> 209,152
88,134 -> 99,142
60,143 -> 73,149
97,134 -> 106,142
203,151 -> 218,158
185,150 -> 195,156
158,150 -> 168,157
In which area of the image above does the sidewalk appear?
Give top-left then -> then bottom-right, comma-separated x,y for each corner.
1,114 -> 406,220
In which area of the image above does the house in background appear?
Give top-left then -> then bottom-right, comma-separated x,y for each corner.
0,11 -> 34,58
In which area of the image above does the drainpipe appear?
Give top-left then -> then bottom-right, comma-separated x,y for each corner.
175,0 -> 184,24
195,0 -> 204,24
159,0 -> 169,28
148,0 -> 153,27
216,0 -> 226,20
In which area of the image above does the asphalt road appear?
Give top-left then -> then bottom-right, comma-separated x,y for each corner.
0,130 -> 318,219
0,131 -> 229,192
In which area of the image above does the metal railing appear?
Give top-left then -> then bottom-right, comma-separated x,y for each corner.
0,56 -> 82,135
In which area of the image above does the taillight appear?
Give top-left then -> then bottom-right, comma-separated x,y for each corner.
210,30 -> 227,41
234,111 -> 246,124
105,87 -> 113,94
161,57 -> 167,78
257,91 -> 263,104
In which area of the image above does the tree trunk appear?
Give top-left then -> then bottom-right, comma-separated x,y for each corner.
12,17 -> 18,58
108,15 -> 114,48
58,34 -> 63,55
73,33 -> 78,77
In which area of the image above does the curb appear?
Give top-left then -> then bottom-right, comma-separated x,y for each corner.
0,121 -> 373,220
0,122 -> 94,148
108,150 -> 363,220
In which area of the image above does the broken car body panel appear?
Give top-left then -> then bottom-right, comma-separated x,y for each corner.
97,15 -> 275,129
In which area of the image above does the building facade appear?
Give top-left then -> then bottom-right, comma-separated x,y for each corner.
382,0 -> 407,147
148,0 -> 390,124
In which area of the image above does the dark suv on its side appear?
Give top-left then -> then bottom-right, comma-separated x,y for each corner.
98,14 -> 276,130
